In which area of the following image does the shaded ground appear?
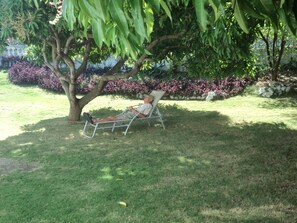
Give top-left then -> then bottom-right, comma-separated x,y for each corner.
1,107 -> 296,223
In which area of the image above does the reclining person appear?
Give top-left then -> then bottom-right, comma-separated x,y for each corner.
83,94 -> 154,124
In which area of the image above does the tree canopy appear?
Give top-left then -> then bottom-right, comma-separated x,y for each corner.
50,0 -> 297,59
1,0 -> 296,121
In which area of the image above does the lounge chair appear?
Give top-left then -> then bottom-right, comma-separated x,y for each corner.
82,90 -> 166,138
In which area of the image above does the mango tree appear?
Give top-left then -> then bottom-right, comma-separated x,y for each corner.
0,0 -> 184,121
56,0 -> 297,86
1,0 -> 296,121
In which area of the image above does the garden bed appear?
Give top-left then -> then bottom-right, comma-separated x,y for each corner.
8,61 -> 255,101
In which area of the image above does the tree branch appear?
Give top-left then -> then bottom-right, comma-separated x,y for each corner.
78,32 -> 184,108
42,42 -> 53,69
101,32 -> 184,80
64,35 -> 75,54
69,39 -> 92,50
76,40 -> 91,77
272,31 -> 278,65
259,29 -> 273,69
50,26 -> 61,55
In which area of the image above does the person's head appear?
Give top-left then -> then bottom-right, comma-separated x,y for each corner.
143,94 -> 154,103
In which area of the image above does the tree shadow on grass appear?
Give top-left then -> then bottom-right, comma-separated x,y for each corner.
259,95 -> 297,109
0,105 -> 296,223
87,107 -> 123,118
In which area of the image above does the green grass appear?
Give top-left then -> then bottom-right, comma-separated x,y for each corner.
0,70 -> 297,223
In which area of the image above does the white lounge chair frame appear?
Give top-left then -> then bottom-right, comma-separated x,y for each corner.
83,90 -> 166,138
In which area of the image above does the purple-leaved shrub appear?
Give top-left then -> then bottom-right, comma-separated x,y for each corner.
8,61 -> 41,85
104,79 -> 150,96
103,77 -> 254,100
8,63 -> 254,100
37,67 -> 64,93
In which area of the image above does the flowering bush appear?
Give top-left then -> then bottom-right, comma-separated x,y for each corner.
8,63 -> 255,100
256,81 -> 292,98
103,76 -> 254,100
37,67 -> 64,93
8,61 -> 41,85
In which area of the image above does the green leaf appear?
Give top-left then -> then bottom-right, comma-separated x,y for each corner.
160,0 -> 172,20
279,8 -> 297,35
78,12 -> 90,36
106,25 -> 116,45
147,0 -> 160,12
78,1 -> 98,18
258,0 -> 278,27
144,5 -> 154,40
122,36 -> 137,59
93,0 -> 107,22
183,0 -> 191,7
128,33 -> 144,52
131,0 -> 146,39
109,0 -> 129,37
237,0 -> 264,19
63,0 -> 76,30
91,18 -> 105,48
233,0 -> 249,33
259,0 -> 276,12
32,0 -> 39,9
208,0 -> 221,21
208,0 -> 220,10
279,0 -> 286,8
194,0 -> 207,31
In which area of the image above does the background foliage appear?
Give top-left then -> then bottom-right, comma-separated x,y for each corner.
8,61 -> 254,100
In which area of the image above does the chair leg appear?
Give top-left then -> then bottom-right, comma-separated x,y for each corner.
83,121 -> 97,138
112,122 -> 116,132
124,120 -> 134,135
146,119 -> 151,127
159,116 -> 166,129
124,126 -> 129,135
83,121 -> 89,136
83,120 -> 89,130
154,108 -> 165,129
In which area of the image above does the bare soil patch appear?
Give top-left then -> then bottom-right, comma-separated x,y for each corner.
0,158 -> 39,176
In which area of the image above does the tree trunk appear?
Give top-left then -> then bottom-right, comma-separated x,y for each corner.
68,99 -> 83,122
259,29 -> 286,82
271,34 -> 286,81
271,69 -> 278,81
58,78 -> 83,122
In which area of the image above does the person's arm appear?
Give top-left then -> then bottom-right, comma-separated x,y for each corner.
127,106 -> 144,118
127,105 -> 148,118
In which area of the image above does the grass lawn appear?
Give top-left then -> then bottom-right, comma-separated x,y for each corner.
0,70 -> 297,223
